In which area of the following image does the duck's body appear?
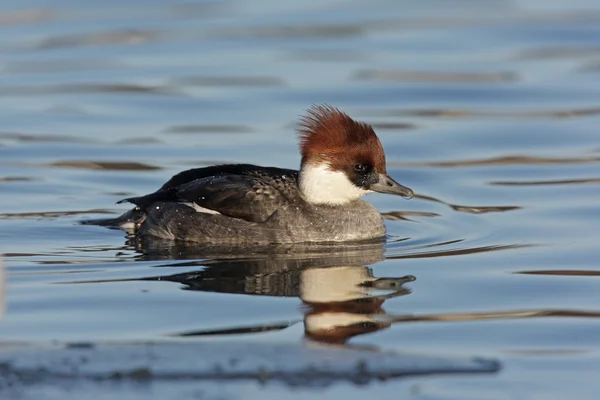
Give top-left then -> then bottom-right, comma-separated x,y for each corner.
122,164 -> 386,243
116,105 -> 413,244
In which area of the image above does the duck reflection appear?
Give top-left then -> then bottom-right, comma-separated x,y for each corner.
129,239 -> 415,345
300,266 -> 414,344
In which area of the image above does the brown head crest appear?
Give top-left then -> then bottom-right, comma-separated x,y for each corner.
297,105 -> 386,172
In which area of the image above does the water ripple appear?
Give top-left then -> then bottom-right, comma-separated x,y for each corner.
490,177 -> 600,186
49,161 -> 162,171
392,155 -> 600,168
354,70 -> 518,84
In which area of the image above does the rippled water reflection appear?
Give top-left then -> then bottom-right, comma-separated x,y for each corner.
1,0 -> 600,398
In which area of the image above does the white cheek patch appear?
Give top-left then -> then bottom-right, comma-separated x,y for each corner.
181,202 -> 221,215
299,162 -> 370,205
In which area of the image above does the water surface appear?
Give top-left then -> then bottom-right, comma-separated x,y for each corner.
1,0 -> 600,398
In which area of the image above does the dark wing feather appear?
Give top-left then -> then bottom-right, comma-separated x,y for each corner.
119,174 -> 285,223
174,174 -> 283,223
158,164 -> 294,190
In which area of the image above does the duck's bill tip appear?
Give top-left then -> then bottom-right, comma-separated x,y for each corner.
370,174 -> 413,199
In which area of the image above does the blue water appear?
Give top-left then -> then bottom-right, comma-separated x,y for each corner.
1,0 -> 600,398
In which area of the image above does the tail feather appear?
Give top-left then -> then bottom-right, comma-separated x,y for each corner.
116,197 -> 136,205
116,188 -> 176,211
80,208 -> 146,230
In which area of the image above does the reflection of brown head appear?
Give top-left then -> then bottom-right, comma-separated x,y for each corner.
299,266 -> 414,345
304,310 -> 391,345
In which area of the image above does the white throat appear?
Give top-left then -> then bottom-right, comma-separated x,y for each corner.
299,162 -> 370,205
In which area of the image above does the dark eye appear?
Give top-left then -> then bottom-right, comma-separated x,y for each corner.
354,163 -> 367,173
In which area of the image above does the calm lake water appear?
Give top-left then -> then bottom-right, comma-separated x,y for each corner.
1,0 -> 600,398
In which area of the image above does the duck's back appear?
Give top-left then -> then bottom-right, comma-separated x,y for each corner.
158,164 -> 299,194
